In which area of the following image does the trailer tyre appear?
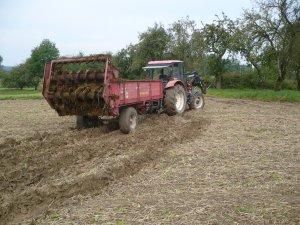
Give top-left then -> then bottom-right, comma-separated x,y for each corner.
189,92 -> 205,109
119,107 -> 137,134
164,85 -> 187,116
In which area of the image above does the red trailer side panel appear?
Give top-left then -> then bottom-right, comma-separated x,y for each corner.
109,80 -> 163,106
117,80 -> 163,105
107,80 -> 163,116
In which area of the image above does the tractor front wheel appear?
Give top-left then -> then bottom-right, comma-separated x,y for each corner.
189,92 -> 205,109
119,107 -> 138,134
164,85 -> 187,116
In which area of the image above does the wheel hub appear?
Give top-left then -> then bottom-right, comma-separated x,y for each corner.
175,92 -> 185,110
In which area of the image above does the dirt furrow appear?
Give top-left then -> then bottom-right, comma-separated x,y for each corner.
0,110 -> 209,224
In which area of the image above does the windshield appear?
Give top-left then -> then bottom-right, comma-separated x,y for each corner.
145,66 -> 172,80
144,62 -> 184,80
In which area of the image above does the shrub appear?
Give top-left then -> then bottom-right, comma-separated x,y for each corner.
222,72 -> 242,89
202,75 -> 216,88
219,72 -> 296,90
282,80 -> 297,90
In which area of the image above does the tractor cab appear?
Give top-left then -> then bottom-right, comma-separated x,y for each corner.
143,60 -> 207,94
143,60 -> 184,81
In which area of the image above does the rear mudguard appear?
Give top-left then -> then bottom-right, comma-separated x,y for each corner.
165,80 -> 186,90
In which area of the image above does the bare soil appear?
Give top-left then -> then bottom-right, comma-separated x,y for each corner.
0,97 -> 299,224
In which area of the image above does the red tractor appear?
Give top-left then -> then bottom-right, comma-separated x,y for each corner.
43,55 -> 206,133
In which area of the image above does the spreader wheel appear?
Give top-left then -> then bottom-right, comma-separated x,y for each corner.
119,107 -> 137,134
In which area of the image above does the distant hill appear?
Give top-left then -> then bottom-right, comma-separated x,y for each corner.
2,66 -> 13,72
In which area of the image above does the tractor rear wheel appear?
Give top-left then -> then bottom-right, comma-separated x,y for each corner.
189,92 -> 205,109
164,85 -> 187,116
76,116 -> 100,128
119,107 -> 137,134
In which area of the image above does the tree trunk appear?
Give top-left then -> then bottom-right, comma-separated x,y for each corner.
275,59 -> 287,91
34,85 -> 38,91
256,67 -> 261,80
252,62 -> 262,80
216,75 -> 222,89
296,70 -> 300,91
274,76 -> 284,91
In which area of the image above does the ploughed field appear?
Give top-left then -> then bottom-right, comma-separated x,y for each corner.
0,97 -> 299,224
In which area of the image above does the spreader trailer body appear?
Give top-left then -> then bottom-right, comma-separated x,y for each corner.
43,55 -> 206,133
43,55 -> 164,133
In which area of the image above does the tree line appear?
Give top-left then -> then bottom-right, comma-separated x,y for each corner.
0,39 -> 59,90
0,0 -> 299,91
113,0 -> 299,90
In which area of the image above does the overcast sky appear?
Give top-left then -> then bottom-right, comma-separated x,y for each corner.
0,0 -> 252,66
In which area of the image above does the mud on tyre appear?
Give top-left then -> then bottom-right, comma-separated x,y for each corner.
164,84 -> 187,116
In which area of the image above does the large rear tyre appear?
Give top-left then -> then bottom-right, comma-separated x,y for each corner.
119,107 -> 137,134
189,92 -> 205,109
76,116 -> 100,128
164,85 -> 187,116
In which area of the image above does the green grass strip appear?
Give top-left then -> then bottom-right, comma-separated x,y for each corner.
1,87 -> 299,102
207,88 -> 300,103
0,88 -> 43,100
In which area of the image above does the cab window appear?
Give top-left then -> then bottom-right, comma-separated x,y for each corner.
173,63 -> 183,79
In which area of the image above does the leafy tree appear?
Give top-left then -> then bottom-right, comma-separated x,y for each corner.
207,55 -> 230,80
289,19 -> 300,90
27,39 -> 59,90
1,73 -> 12,88
190,30 -> 208,74
113,45 -> 139,79
224,58 -> 244,72
77,51 -> 84,57
243,0 -> 300,90
167,17 -> 196,70
137,23 -> 169,61
200,13 -> 235,88
113,46 -> 133,79
2,63 -> 29,89
231,18 -> 264,78
114,24 -> 170,79
131,23 -> 170,78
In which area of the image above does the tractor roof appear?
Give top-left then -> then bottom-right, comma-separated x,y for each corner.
148,60 -> 183,65
143,65 -> 169,70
